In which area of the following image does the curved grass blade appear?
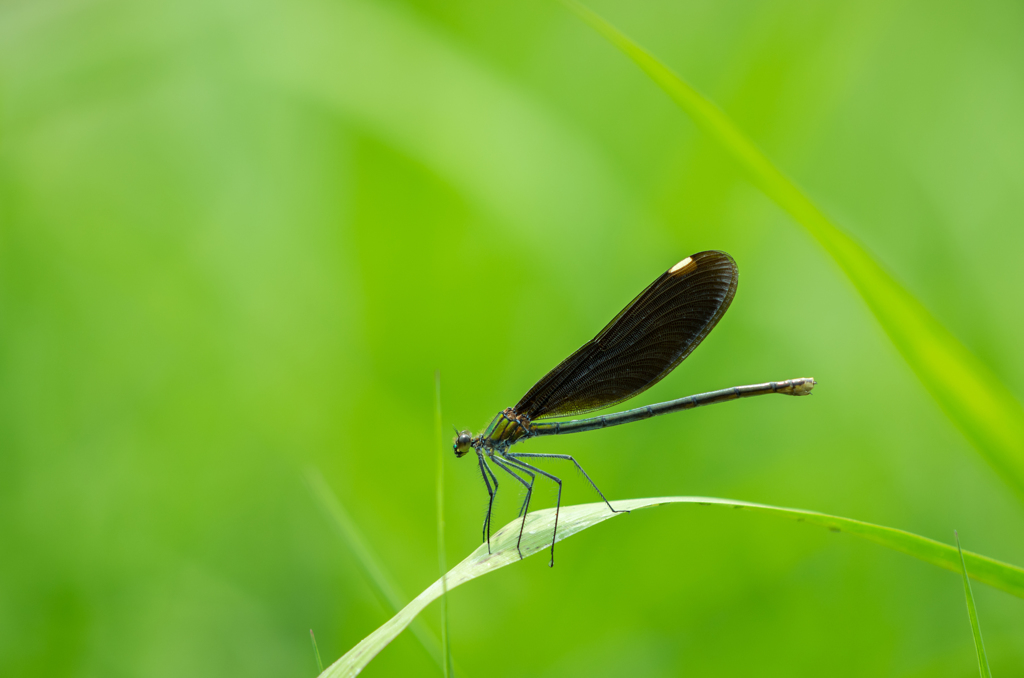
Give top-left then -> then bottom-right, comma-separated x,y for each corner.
320,497 -> 1024,677
562,0 -> 1024,498
956,531 -> 993,677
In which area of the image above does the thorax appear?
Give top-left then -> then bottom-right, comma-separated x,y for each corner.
478,408 -> 534,451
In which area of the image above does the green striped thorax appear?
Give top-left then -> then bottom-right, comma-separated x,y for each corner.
452,408 -> 533,458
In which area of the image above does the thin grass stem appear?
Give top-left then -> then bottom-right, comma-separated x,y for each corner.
310,629 -> 324,675
434,371 -> 453,677
956,531 -> 993,677
304,468 -> 446,672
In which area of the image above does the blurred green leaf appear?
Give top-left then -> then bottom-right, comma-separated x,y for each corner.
249,0 -> 629,248
956,531 -> 993,677
304,469 -> 447,671
321,496 -> 1024,677
564,0 -> 1024,498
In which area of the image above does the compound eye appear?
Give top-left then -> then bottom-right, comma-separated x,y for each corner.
457,432 -> 472,447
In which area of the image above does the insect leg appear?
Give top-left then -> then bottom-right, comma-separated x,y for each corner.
502,455 -> 563,568
477,452 -> 497,553
507,452 -> 628,515
490,456 -> 533,559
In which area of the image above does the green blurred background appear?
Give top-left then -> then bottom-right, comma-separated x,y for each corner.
3,0 -> 1024,675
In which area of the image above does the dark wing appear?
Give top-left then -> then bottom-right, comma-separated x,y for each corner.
514,250 -> 738,420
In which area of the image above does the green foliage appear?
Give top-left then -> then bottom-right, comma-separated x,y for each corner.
3,0 -> 1023,675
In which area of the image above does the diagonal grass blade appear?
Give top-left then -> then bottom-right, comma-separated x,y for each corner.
562,0 -> 1024,499
304,468 -> 448,671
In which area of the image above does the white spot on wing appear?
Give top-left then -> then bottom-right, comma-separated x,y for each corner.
669,256 -> 694,274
